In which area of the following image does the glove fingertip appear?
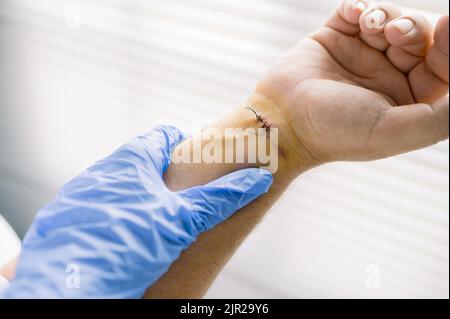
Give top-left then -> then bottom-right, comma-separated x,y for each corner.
182,168 -> 273,233
207,168 -> 273,206
135,125 -> 189,174
234,168 -> 273,193
254,168 -> 274,191
154,125 -> 189,150
239,168 -> 273,202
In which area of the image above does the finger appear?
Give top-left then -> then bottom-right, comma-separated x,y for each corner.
326,0 -> 368,35
370,97 -> 449,158
426,15 -> 449,84
408,15 -> 449,104
427,14 -> 450,83
430,15 -> 450,66
359,2 -> 402,51
178,168 -> 273,232
122,125 -> 188,176
384,14 -> 433,72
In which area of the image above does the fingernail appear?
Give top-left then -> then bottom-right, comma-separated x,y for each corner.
393,18 -> 414,34
354,1 -> 367,11
365,9 -> 387,29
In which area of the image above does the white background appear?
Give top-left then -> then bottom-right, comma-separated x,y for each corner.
0,0 -> 448,298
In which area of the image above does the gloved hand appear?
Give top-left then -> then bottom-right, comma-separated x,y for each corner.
2,126 -> 273,298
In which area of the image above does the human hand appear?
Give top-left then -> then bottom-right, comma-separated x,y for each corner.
2,126 -> 272,298
254,0 -> 449,165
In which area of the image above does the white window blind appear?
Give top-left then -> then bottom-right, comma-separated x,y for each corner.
0,0 -> 448,298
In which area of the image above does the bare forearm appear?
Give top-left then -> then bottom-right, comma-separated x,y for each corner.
144,95 -> 316,298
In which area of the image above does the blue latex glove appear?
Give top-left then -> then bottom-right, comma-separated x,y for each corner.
2,126 -> 273,298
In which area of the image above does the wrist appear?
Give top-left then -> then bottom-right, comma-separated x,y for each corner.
167,95 -> 319,191
245,92 -> 320,176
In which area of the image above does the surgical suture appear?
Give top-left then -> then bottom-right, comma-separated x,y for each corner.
244,105 -> 272,136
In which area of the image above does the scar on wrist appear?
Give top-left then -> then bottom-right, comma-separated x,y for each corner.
244,105 -> 272,135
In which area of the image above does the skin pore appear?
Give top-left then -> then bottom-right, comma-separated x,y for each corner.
1,0 -> 449,298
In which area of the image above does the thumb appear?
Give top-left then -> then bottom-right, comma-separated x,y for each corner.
178,168 -> 273,232
371,97 -> 449,158
119,125 -> 188,177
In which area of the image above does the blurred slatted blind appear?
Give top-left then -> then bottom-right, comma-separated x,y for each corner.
0,0 -> 448,298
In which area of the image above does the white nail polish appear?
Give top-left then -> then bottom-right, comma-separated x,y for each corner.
354,1 -> 367,11
365,9 -> 387,29
393,19 -> 414,34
